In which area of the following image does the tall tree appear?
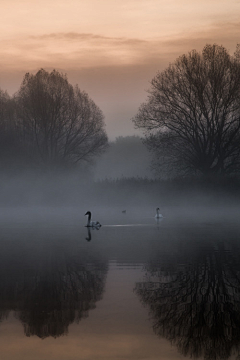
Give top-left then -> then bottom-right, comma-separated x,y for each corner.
15,69 -> 108,169
133,44 -> 240,176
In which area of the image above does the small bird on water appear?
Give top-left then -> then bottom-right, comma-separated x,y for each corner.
155,207 -> 163,219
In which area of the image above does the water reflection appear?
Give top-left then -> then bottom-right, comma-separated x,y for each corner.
85,226 -> 101,241
135,226 -> 240,360
0,235 -> 108,339
155,217 -> 163,228
86,227 -> 92,241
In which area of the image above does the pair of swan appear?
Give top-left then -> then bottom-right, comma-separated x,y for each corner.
85,208 -> 163,227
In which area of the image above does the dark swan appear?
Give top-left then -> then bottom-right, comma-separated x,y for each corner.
85,211 -> 101,228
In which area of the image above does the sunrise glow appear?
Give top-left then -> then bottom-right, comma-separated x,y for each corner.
1,0 -> 239,137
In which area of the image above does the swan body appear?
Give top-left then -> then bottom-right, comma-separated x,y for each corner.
85,211 -> 101,228
155,207 -> 163,219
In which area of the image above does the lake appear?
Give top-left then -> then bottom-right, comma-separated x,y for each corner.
0,205 -> 240,360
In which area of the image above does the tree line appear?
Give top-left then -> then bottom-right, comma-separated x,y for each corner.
0,69 -> 108,172
1,43 -> 240,179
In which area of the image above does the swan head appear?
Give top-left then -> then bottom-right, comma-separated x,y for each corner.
85,211 -> 91,216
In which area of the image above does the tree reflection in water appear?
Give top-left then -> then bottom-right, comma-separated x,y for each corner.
0,236 -> 108,339
135,227 -> 240,360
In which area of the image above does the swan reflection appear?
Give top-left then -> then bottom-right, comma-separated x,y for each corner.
135,228 -> 240,360
85,226 -> 92,241
155,217 -> 163,227
85,225 -> 101,241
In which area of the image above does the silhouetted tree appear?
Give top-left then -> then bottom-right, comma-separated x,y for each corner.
135,231 -> 240,360
15,69 -> 108,169
133,44 -> 240,177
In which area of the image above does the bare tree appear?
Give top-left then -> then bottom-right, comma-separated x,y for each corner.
15,69 -> 108,169
133,44 -> 240,176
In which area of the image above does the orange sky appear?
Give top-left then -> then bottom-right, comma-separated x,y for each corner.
0,0 -> 240,138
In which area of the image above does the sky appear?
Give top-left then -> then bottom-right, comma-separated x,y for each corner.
0,0 -> 240,139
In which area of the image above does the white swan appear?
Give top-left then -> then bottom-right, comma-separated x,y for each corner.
155,207 -> 163,219
85,211 -> 101,228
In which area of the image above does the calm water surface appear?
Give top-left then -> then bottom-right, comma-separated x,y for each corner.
0,206 -> 240,360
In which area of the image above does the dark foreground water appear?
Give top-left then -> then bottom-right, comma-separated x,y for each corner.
0,206 -> 240,360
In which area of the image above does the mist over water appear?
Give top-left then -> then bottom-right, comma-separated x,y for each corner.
0,167 -> 239,359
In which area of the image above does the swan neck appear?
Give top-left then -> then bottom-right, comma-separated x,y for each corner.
87,212 -> 91,225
